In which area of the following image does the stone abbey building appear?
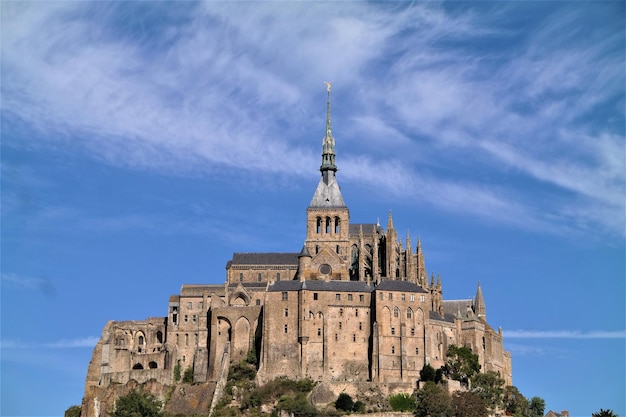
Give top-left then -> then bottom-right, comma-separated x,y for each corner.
82,87 -> 512,416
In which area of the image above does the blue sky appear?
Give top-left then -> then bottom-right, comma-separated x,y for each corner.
1,1 -> 624,416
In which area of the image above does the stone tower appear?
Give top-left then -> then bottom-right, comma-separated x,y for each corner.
304,83 -> 351,281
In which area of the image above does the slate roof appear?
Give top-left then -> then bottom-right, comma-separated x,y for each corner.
309,175 -> 346,208
349,223 -> 383,236
267,280 -> 374,293
375,279 -> 428,293
227,282 -> 268,289
429,310 -> 455,323
443,299 -> 474,317
227,252 -> 299,268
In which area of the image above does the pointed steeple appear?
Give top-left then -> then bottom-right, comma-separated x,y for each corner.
309,83 -> 346,208
320,82 -> 337,174
406,230 -> 412,254
387,210 -> 394,230
475,281 -> 486,319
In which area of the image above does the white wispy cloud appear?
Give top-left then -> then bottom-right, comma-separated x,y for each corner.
0,336 -> 99,349
1,272 -> 55,295
504,330 -> 626,339
1,2 -> 623,239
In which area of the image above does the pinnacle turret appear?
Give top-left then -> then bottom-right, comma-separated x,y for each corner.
475,281 -> 486,319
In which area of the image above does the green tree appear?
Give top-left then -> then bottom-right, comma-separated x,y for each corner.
471,371 -> 505,412
110,388 -> 163,417
65,405 -> 81,417
503,386 -> 529,417
529,396 -> 545,417
592,409 -> 619,417
443,345 -> 481,386
389,392 -> 416,412
420,363 -> 437,382
353,400 -> 366,413
451,391 -> 488,417
173,360 -> 181,383
182,366 -> 194,383
415,381 -> 452,417
335,393 -> 354,412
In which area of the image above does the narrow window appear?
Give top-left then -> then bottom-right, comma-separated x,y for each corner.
257,273 -> 262,282
317,328 -> 321,336
138,335 -> 144,345
325,217 -> 331,233
285,308 -> 289,317
315,245 -> 319,254
335,217 -> 340,233
282,292 -> 288,301
379,293 -> 383,300
192,315 -> 197,323
407,309 -> 412,319
410,294 -> 415,302
392,346 -> 395,354
284,324 -> 288,333
239,272 -> 243,282
353,334 -> 356,342
335,334 -> 338,341
336,245 -> 340,254
276,272 -> 281,281
156,331 -> 163,343
339,322 -> 342,330
411,328 -> 415,336
256,299 -> 261,306
199,302 -> 203,310
187,302 -> 192,309
336,294 -> 341,301
313,293 -> 318,300
176,334 -> 179,344
359,322 -> 362,330
348,294 -> 353,301
391,327 -> 395,335
316,217 -> 322,234
360,295 -> 364,302
173,314 -> 178,324
420,295 -> 425,303
185,334 -> 189,346
402,293 -> 406,301
339,308 -> 343,317
416,347 -> 419,355
184,315 -> 188,323
355,308 -> 359,317
394,307 -> 399,318
389,293 -> 393,301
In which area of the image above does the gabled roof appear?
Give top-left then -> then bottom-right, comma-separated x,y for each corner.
443,299 -> 474,317
429,310 -> 455,323
227,252 -> 299,268
349,223 -> 383,236
267,280 -> 373,293
375,279 -> 428,293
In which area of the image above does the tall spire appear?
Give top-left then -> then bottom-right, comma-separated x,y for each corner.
320,82 -> 337,174
387,210 -> 394,230
475,281 -> 486,319
309,83 -> 346,208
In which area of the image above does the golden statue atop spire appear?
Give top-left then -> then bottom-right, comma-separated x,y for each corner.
324,81 -> 331,92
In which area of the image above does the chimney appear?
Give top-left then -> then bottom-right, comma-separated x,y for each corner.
561,411 -> 569,417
